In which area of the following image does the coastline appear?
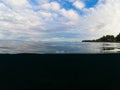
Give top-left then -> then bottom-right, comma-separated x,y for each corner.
82,33 -> 120,43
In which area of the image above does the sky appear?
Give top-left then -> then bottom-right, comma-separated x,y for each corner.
0,0 -> 119,41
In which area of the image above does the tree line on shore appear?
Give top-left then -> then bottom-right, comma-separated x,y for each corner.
82,33 -> 120,42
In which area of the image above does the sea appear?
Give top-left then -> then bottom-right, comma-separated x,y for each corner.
0,40 -> 120,89
0,40 -> 120,54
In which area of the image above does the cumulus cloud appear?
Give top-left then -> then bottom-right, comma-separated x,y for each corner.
0,0 -> 45,40
0,0 -> 119,41
41,1 -> 60,11
3,0 -> 31,8
80,0 -> 120,39
73,0 -> 85,9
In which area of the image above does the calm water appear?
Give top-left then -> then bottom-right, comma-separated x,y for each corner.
0,40 -> 120,54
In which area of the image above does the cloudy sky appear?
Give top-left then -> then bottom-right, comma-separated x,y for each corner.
0,0 -> 119,41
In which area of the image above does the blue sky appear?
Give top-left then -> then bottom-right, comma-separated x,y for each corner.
29,0 -> 99,14
0,0 -> 119,41
30,0 -> 99,8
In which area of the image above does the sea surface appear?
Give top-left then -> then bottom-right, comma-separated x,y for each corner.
0,40 -> 120,54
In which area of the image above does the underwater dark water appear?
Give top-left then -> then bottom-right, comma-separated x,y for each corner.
0,40 -> 120,54
0,54 -> 120,90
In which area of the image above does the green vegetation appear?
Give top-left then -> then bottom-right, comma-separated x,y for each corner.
116,33 -> 120,42
82,33 -> 120,42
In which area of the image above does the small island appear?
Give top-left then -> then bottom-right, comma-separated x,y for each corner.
82,33 -> 120,42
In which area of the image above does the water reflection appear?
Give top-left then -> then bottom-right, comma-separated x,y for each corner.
100,43 -> 120,53
0,41 -> 119,54
102,47 -> 115,50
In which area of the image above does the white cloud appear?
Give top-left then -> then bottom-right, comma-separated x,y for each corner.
0,3 -> 8,11
0,1 -> 45,40
4,0 -> 30,8
41,2 -> 60,11
73,0 -> 85,9
0,0 -> 120,41
79,0 -> 120,39
60,9 -> 80,21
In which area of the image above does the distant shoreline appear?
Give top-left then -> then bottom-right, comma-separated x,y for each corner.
82,40 -> 120,43
82,33 -> 120,43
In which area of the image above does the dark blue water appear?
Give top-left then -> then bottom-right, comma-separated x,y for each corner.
0,40 -> 120,54
0,54 -> 120,89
